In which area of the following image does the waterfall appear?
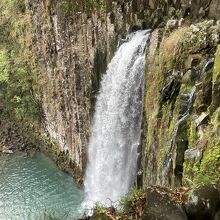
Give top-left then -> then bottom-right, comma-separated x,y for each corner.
83,30 -> 150,208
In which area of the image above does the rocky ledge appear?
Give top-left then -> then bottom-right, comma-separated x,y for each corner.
0,119 -> 39,156
79,184 -> 220,220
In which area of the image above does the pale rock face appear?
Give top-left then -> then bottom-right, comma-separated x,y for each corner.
27,0 -> 220,182
28,0 -> 148,179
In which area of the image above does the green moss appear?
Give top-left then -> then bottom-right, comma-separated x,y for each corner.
183,107 -> 220,187
188,121 -> 199,147
210,45 -> 220,112
143,21 -> 220,187
213,45 -> 220,82
143,28 -> 190,184
184,107 -> 220,186
183,162 -> 195,186
195,144 -> 220,185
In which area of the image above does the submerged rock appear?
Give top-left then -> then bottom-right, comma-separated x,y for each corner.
2,148 -> 14,154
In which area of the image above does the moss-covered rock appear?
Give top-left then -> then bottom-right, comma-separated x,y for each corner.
211,45 -> 220,112
185,185 -> 220,220
143,20 -> 220,189
142,186 -> 188,220
80,185 -> 219,220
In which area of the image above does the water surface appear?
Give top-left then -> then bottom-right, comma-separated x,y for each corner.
0,153 -> 84,220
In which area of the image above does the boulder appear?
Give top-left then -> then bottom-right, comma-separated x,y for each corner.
142,186 -> 188,220
215,210 -> 220,220
185,185 -> 220,220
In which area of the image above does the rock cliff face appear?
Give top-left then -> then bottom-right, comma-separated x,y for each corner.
26,0 -> 220,184
143,21 -> 220,188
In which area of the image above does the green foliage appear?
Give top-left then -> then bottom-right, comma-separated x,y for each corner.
120,187 -> 144,209
0,0 -> 27,45
0,0 -> 40,122
0,47 -> 40,121
92,204 -> 109,219
89,188 -> 146,220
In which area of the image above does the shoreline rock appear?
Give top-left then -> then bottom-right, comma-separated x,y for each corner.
79,185 -> 220,220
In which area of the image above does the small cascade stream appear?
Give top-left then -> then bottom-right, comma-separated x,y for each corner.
162,86 -> 196,185
170,86 -> 196,151
84,30 -> 150,207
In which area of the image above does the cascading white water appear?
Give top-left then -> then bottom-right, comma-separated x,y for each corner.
83,30 -> 150,208
162,86 -> 196,185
